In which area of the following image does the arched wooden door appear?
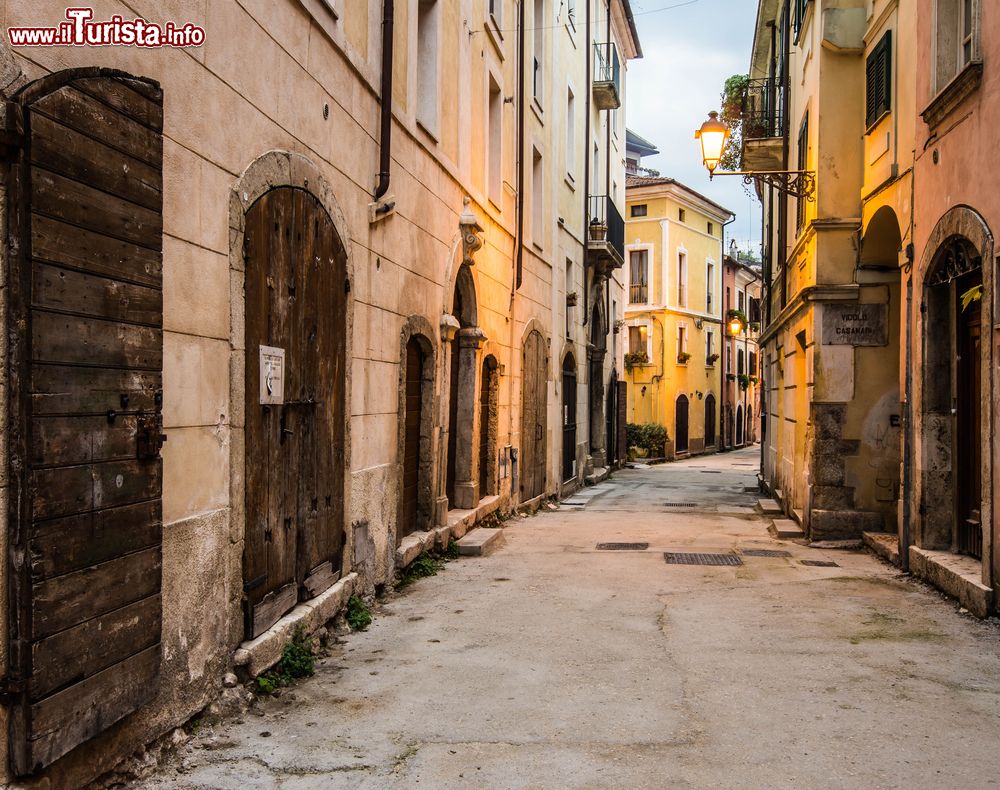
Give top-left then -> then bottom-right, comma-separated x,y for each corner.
675,395 -> 689,454
479,357 -> 497,498
399,337 -> 424,545
705,394 -> 717,447
244,187 -> 347,639
521,330 -> 548,500
606,369 -> 619,467
6,69 -> 165,774
562,355 -> 577,482
736,405 -> 744,446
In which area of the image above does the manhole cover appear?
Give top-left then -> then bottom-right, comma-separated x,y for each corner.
800,559 -> 839,567
596,542 -> 649,551
740,548 -> 792,558
664,503 -> 697,508
664,552 -> 742,566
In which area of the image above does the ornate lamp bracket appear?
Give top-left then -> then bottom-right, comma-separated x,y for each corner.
711,170 -> 816,202
459,196 -> 484,265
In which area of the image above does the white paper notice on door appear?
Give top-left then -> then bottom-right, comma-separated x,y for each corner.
259,345 -> 285,404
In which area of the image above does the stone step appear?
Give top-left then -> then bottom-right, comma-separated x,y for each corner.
791,508 -> 804,525
769,519 -> 805,540
757,498 -> 783,516
862,531 -> 900,565
456,528 -> 505,556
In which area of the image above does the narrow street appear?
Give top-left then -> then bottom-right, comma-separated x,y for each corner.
143,449 -> 1000,790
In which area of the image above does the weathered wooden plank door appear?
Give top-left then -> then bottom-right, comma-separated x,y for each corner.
243,188 -> 346,638
562,355 -> 576,482
520,330 -> 547,500
676,395 -> 690,453
399,337 -> 423,545
6,70 -> 164,775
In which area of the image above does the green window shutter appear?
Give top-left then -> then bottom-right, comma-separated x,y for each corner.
866,31 -> 893,128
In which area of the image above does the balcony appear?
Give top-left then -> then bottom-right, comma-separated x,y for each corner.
629,283 -> 648,304
592,42 -> 621,110
741,77 -> 784,172
587,195 -> 624,274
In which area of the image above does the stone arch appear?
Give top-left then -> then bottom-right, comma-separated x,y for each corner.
396,316 -> 438,549
914,206 -> 994,569
228,151 -> 355,583
452,264 -> 479,328
562,351 -> 579,483
861,205 -> 903,269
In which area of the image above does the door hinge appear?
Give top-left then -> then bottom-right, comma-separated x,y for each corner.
0,101 -> 24,160
0,674 -> 25,705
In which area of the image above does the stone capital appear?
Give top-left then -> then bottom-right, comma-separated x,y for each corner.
456,326 -> 487,349
440,314 -> 461,341
459,197 -> 484,266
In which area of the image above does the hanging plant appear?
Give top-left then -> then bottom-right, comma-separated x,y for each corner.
677,351 -> 692,364
738,374 -> 750,391
727,308 -> 749,326
624,350 -> 649,370
706,352 -> 720,365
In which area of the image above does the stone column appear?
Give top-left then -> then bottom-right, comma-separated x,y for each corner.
451,327 -> 487,509
436,315 -> 460,526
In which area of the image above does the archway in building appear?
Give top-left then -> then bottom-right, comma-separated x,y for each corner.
398,325 -> 436,545
562,354 -> 578,482
676,395 -> 690,454
736,404 -> 744,446
446,264 -> 483,510
479,355 -> 499,498
521,329 -> 549,500
922,236 -> 985,558
705,394 -> 717,447
588,302 -> 608,468
747,405 -> 754,443
607,369 -> 620,467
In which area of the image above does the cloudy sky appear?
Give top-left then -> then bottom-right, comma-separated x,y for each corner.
626,0 -> 762,253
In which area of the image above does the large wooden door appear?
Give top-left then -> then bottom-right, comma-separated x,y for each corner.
705,394 -> 716,447
399,338 -> 423,544
676,395 -> 690,454
562,355 -> 576,482
244,188 -> 346,638
6,70 -> 164,774
957,275 -> 982,558
520,330 -> 547,500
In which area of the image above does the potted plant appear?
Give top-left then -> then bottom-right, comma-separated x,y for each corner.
706,352 -> 720,366
738,374 -> 750,391
589,217 -> 607,242
677,351 -> 692,364
624,350 -> 649,370
727,373 -> 736,382
749,321 -> 760,333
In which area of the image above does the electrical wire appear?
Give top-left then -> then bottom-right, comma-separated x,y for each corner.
471,0 -> 702,37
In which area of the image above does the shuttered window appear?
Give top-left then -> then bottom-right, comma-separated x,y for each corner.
796,113 -> 809,232
866,32 -> 892,128
793,0 -> 811,40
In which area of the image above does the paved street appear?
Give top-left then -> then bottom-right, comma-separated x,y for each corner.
142,448 -> 1000,789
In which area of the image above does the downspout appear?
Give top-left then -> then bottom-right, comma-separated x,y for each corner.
513,0 -> 526,293
582,0 -> 593,326
902,268 -> 912,572
374,0 -> 394,200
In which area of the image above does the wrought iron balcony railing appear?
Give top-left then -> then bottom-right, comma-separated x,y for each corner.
593,42 -> 621,110
588,194 -> 625,262
742,77 -> 783,140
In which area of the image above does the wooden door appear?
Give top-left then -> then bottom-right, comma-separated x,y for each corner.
6,70 -> 164,774
244,188 -> 346,638
957,277 -> 982,558
605,370 -> 617,467
446,339 -> 459,506
676,395 -> 689,453
520,330 -> 547,500
479,359 -> 493,497
562,356 -> 576,482
399,338 -> 423,544
705,394 -> 716,447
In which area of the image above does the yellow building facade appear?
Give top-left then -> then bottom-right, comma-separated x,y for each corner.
623,176 -> 733,458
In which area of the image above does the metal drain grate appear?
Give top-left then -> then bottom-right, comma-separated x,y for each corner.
740,548 -> 792,558
664,552 -> 742,566
699,470 -> 722,474
596,542 -> 649,551
663,502 -> 697,508
800,559 -> 839,567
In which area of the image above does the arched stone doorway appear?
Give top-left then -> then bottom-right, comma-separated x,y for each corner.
521,328 -> 549,501
397,320 -> 436,546
562,353 -> 578,482
446,264 -> 485,510
676,395 -> 690,454
705,394 -> 717,447
747,406 -> 753,444
588,302 -> 607,468
479,355 -> 499,498
606,368 -> 620,467
736,404 -> 744,446
921,235 -> 986,558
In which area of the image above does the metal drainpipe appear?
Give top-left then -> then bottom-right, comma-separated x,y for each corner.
721,215 -> 736,450
374,0 -> 394,200
582,0 -> 592,327
902,271 -> 912,571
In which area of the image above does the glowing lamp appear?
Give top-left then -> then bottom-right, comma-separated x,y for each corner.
695,111 -> 730,176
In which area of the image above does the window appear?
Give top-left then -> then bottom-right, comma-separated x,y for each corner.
629,250 -> 649,304
677,251 -> 688,307
631,204 -> 648,218
489,0 -> 502,26
934,0 -> 980,93
566,0 -> 576,29
592,142 -> 599,193
706,331 -> 714,362
737,348 -> 745,376
793,0 -> 812,40
566,260 -> 573,337
488,76 -> 503,204
796,113 -> 809,232
417,0 -> 439,134
749,296 -> 762,323
532,147 -> 543,245
707,221 -> 714,235
678,208 -> 686,222
629,325 -> 648,360
866,32 -> 892,128
738,289 -> 745,313
677,324 -> 688,359
726,343 -> 733,372
749,351 -> 757,376
533,0 -> 544,101
706,262 -> 715,313
566,87 -> 575,179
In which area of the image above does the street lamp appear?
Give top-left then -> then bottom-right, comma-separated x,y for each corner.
695,111 -> 816,201
728,315 -> 744,336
